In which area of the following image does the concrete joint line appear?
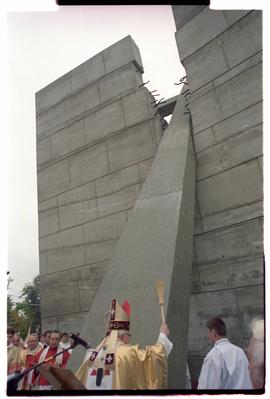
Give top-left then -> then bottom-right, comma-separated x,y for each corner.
37,84 -> 138,139
36,60 -> 139,116
193,100 -> 262,137
191,282 -> 263,296
196,154 -> 263,183
42,237 -> 119,252
37,116 -> 156,172
38,157 -> 153,205
175,6 -> 207,30
96,182 -> 142,200
42,259 -> 111,277
43,309 -> 90,318
195,122 -> 262,155
39,210 -> 125,239
195,197 -> 263,221
36,84 -> 149,144
189,56 -> 262,103
181,10 -> 254,64
195,253 -> 264,269
194,214 -> 263,238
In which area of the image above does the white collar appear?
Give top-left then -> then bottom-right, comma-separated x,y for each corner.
27,343 -> 42,355
214,338 -> 228,346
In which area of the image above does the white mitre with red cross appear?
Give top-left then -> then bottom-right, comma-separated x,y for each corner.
88,299 -> 131,372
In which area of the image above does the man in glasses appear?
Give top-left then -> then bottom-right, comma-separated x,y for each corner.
19,333 -> 42,390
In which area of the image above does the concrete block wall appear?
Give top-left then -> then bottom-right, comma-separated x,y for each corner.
36,36 -> 165,332
172,6 -> 263,382
68,94 -> 196,390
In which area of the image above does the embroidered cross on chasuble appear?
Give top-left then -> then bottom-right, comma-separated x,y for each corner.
75,299 -> 168,389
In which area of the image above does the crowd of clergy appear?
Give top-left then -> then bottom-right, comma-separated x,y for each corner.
7,328 -> 72,390
7,302 -> 264,391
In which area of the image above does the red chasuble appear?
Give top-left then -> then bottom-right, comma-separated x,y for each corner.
32,346 -> 70,387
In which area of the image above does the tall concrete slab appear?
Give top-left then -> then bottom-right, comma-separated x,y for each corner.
68,94 -> 196,389
172,5 -> 263,383
36,36 -> 165,333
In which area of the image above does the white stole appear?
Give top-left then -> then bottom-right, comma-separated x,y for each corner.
36,345 -> 63,385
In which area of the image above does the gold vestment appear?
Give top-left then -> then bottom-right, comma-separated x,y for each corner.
76,341 -> 167,390
7,345 -> 23,375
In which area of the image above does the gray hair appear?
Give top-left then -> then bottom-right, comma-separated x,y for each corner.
28,333 -> 39,340
250,318 -> 264,366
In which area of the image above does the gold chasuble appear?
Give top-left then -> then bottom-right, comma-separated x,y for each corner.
76,341 -> 167,389
113,342 -> 167,389
7,345 -> 23,375
76,299 -> 170,390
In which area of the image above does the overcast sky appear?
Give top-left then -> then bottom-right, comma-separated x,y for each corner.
6,5 -> 185,299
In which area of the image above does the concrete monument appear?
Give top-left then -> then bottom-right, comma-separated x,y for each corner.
36,6 -> 263,387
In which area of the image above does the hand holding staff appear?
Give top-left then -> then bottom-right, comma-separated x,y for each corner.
155,279 -> 165,323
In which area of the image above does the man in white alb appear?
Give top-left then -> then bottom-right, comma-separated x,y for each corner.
59,332 -> 72,354
198,316 -> 252,390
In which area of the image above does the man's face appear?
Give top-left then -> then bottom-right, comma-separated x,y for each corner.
7,334 -> 14,346
50,333 -> 61,348
12,335 -> 21,347
45,333 -> 51,345
61,334 -> 69,343
120,332 -> 131,345
28,336 -> 38,351
207,329 -> 217,343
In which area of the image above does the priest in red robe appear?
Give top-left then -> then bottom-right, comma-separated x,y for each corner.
32,330 -> 70,390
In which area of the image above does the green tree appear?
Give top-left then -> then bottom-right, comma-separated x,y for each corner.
16,275 -> 41,338
7,294 -> 28,336
7,275 -> 41,339
7,294 -> 14,318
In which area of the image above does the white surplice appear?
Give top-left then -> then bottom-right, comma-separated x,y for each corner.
198,338 -> 253,389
